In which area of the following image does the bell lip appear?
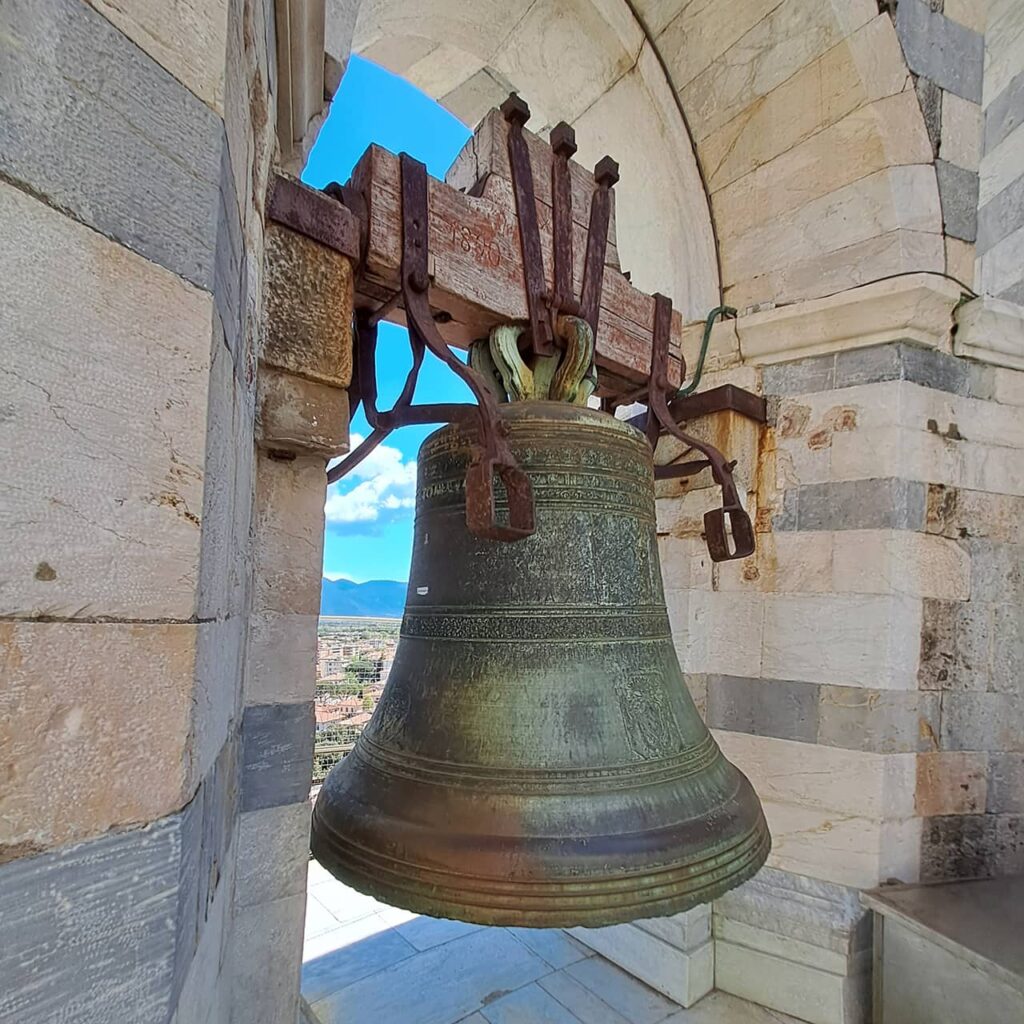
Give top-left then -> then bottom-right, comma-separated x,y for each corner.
310,807 -> 771,929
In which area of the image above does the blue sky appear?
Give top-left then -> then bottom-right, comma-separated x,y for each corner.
303,56 -> 473,583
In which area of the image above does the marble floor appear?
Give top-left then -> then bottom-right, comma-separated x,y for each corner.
301,863 -> 799,1024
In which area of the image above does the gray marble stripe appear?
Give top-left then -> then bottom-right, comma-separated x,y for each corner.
707,675 -> 941,754
0,0 -> 223,290
935,160 -> 979,242
984,69 -> 1024,154
0,818 -> 181,1023
894,0 -> 984,102
241,702 -> 316,812
977,173 -> 1024,255
0,728 -> 241,1024
763,343 -> 988,399
996,279 -> 1024,306
773,479 -> 927,533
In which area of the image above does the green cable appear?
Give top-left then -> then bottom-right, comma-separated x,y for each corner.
675,305 -> 737,398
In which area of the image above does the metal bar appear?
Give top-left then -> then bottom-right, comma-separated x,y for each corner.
550,122 -> 577,316
669,383 -> 767,424
579,157 -> 618,339
653,459 -> 712,479
267,175 -> 362,259
400,154 -> 535,542
501,95 -> 555,358
645,293 -> 755,562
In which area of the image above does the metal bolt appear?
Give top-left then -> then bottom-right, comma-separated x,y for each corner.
550,122 -> 577,158
501,93 -> 531,127
594,156 -> 620,188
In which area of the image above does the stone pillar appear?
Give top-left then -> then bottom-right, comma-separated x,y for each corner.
653,275 -> 1024,1024
226,219 -> 353,1023
0,0 -> 281,1020
977,0 -> 1024,304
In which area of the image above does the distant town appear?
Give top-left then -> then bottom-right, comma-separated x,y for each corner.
312,616 -> 400,787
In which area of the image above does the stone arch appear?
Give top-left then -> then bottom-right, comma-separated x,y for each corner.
321,0 -> 944,318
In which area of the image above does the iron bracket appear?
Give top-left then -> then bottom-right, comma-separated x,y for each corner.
328,155 -> 535,543
643,294 -> 756,563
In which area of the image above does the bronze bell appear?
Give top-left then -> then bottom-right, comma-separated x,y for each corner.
311,401 -> 769,927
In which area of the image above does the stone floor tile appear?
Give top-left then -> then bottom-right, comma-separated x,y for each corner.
660,990 -> 802,1023
393,913 -> 485,951
302,913 -> 394,962
305,892 -> 345,940
564,957 -> 679,1023
311,927 -> 552,1024
535,970 -> 631,1024
310,880 -> 385,925
507,929 -> 593,970
301,927 -> 418,1004
480,983 -> 583,1023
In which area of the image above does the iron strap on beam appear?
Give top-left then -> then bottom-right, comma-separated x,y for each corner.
267,174 -> 362,261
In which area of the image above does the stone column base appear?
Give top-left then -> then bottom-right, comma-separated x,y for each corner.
713,868 -> 872,1024
570,905 -> 714,1007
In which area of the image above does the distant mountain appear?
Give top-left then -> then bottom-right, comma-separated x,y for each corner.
320,578 -> 406,618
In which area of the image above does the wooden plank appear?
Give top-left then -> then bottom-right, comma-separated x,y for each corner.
350,127 -> 682,392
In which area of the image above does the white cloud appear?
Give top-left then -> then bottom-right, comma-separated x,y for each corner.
324,433 -> 418,524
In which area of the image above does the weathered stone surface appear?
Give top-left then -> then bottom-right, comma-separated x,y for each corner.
915,751 -> 988,815
251,454 -> 327,618
721,165 -> 942,289
245,611 -> 320,705
0,0 -> 224,289
928,483 -> 1024,546
915,76 -> 942,159
980,123 -> 1024,208
715,934 -> 869,1024
707,676 -> 820,743
172,845 -> 234,1024
919,813 -> 1024,880
941,692 -> 1024,751
935,159 -> 979,240
895,0 -> 984,101
729,276 -> 959,366
714,865 -> 870,955
0,180 -> 213,620
85,0 -> 229,111
634,905 -> 712,950
990,601 -> 1024,693
763,593 -> 922,689
945,237 -> 976,288
235,801 -> 310,908
174,736 -> 238,1003
979,223 -> 1024,298
569,43 -> 721,317
940,92 -> 983,169
700,15 -> 908,193
983,69 -> 1024,154
240,702 -> 315,812
832,531 -> 970,601
0,621 -> 199,855
228,892 -> 306,1024
0,814 -> 184,1023
676,0 -> 876,141
774,479 -> 927,532
818,686 -> 941,753
568,923 -> 713,1007
918,597 -> 990,691
713,91 -> 933,244
944,0 -> 989,33
717,731 -> 917,820
262,224 -> 354,388
988,753 -> 1024,813
977,172 -> 1024,253
257,367 -> 350,457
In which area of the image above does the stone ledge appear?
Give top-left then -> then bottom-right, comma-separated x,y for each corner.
257,367 -> 350,458
954,295 -> 1024,370
693,275 -> 964,366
